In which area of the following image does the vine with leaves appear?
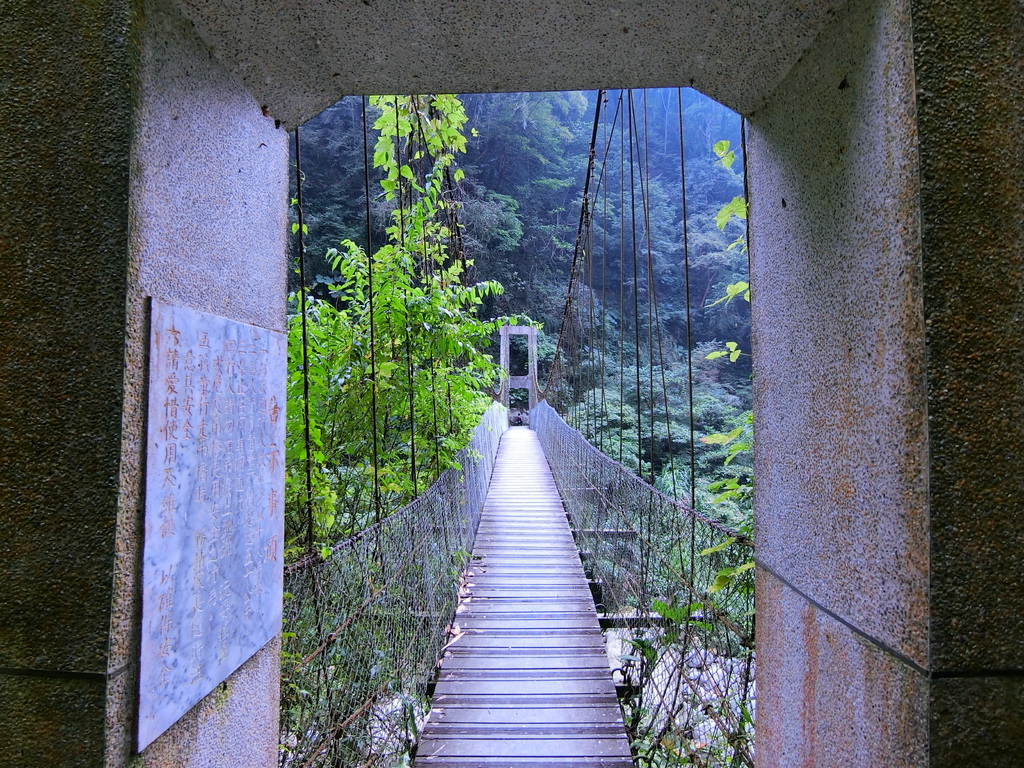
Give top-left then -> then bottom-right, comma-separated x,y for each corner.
285,95 -> 521,561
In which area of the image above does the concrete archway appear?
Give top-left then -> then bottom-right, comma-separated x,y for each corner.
2,0 -> 1022,765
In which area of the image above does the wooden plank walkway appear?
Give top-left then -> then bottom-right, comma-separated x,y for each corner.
415,426 -> 633,767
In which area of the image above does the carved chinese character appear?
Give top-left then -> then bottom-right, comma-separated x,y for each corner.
263,536 -> 279,563
157,589 -> 174,614
157,611 -> 173,638
216,624 -> 231,662
160,493 -> 176,517
264,446 -> 281,473
159,659 -> 174,688
163,397 -> 178,420
156,636 -> 174,660
221,520 -> 235,558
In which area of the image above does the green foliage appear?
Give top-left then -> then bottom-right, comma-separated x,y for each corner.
286,95 -> 518,556
713,139 -> 737,169
706,279 -> 749,307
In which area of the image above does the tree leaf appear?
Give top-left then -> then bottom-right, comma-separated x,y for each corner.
699,537 -> 736,556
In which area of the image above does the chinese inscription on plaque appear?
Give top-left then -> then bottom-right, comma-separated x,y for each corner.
139,299 -> 286,750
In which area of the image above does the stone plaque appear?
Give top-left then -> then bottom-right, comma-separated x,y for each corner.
138,299 -> 286,750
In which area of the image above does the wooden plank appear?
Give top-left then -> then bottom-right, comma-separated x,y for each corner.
417,736 -> 632,758
416,427 -> 632,765
427,706 -> 625,724
420,760 -> 633,768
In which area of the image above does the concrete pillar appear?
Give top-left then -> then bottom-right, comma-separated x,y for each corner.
749,0 -> 1024,764
0,0 -> 287,765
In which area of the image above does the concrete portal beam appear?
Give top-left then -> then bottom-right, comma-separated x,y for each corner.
172,0 -> 847,128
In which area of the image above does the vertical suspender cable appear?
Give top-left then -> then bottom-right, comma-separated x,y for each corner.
395,97 -> 418,497
640,91 -> 657,487
547,91 -> 604,407
586,209 -> 597,441
617,91 -> 626,464
677,88 -> 697,512
293,127 -> 316,554
741,117 -> 753,352
599,92 -> 610,454
627,91 -> 643,475
362,97 -> 383,527
639,92 -> 678,500
677,90 -> 699,679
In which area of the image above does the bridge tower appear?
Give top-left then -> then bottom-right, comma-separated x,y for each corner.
498,324 -> 539,411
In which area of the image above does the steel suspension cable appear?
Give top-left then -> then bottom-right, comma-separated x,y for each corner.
411,104 -> 444,482
677,88 -> 697,512
293,127 -> 316,554
618,91 -> 626,463
599,92 -> 611,454
546,90 -> 604,395
640,91 -> 657,486
395,97 -> 418,497
639,92 -> 678,499
627,91 -> 643,475
362,97 -> 383,526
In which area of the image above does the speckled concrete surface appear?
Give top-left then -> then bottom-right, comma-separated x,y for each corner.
5,0 -> 1022,764
748,0 -> 928,666
105,0 -> 287,764
172,0 -> 848,129
1,673 -> 108,767
756,570 -> 928,768
0,0 -> 136,675
0,0 -> 139,761
132,638 -> 281,768
912,0 -> 1024,674
750,0 -> 1024,762
930,675 -> 1024,766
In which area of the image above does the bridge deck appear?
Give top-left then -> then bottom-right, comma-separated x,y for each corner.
415,426 -> 633,766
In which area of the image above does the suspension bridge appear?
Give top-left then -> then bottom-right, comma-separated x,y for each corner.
282,400 -> 754,767
415,426 -> 632,766
282,89 -> 755,767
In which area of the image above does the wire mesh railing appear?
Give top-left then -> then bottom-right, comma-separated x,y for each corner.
532,400 -> 755,767
279,403 -> 507,768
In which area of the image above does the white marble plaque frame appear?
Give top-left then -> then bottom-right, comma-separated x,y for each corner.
138,299 -> 286,750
